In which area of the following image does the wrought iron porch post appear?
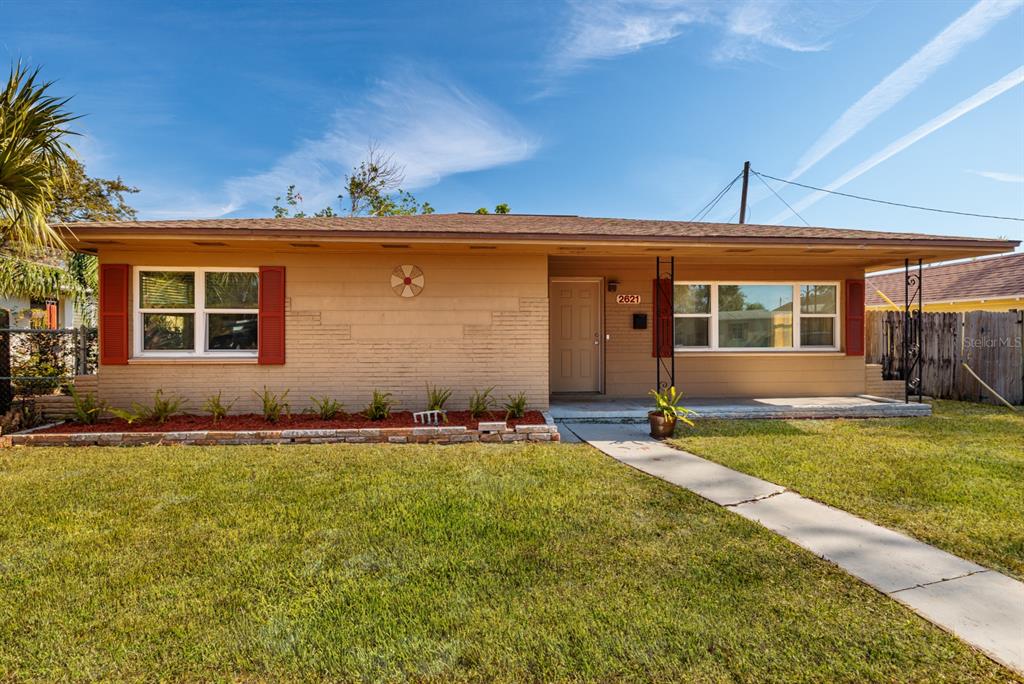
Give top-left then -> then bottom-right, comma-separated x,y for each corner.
904,258 -> 923,403
655,256 -> 675,391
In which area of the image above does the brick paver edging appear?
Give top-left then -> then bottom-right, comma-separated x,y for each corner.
2,424 -> 560,447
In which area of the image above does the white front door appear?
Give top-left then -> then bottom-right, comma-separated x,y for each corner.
549,279 -> 601,392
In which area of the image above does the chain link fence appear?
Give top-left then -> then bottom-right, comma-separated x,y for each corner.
0,326 -> 98,415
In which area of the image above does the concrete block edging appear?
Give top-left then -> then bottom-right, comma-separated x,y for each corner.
2,424 -> 560,447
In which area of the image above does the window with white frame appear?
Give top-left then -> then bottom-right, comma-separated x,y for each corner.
136,268 -> 259,356
673,282 -> 839,351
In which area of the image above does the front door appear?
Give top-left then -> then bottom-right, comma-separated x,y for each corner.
550,279 -> 601,393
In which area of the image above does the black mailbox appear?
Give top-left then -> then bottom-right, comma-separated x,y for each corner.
632,313 -> 647,330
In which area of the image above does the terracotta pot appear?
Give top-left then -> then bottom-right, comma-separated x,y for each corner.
648,411 -> 677,439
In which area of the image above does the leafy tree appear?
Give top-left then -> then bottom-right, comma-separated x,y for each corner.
0,62 -> 141,326
50,158 -> 137,223
272,184 -> 337,218
341,145 -> 433,217
474,203 -> 512,215
272,145 -> 435,218
1,62 -> 79,252
1,156 -> 138,322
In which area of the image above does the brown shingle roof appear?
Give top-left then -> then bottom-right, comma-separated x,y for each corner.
58,213 -> 1017,248
866,252 -> 1024,306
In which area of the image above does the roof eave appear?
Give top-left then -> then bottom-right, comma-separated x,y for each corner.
56,225 -> 1020,252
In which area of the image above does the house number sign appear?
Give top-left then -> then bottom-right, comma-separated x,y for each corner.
616,294 -> 641,304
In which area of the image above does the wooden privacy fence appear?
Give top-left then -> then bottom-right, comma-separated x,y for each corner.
866,310 -> 1024,405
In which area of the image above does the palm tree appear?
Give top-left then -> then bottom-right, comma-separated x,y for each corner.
0,62 -> 78,252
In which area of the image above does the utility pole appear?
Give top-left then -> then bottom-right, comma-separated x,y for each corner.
738,161 -> 751,224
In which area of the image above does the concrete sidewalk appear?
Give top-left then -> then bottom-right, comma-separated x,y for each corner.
567,421 -> 1024,675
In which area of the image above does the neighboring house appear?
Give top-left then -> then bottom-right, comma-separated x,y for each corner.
866,251 -> 1024,312
0,253 -> 89,330
60,215 -> 1017,412
0,291 -> 78,330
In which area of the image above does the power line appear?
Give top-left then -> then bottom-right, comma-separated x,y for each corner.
690,171 -> 743,222
756,170 -> 1024,223
752,171 -> 810,227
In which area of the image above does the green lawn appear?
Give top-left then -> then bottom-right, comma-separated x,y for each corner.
0,443 -> 1014,682
672,400 -> 1024,581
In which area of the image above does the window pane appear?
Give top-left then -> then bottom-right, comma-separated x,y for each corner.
718,285 -> 793,348
801,285 -> 837,314
143,313 -> 194,350
674,317 -> 709,347
206,272 -> 259,309
800,317 -> 835,346
141,271 -> 194,308
674,284 -> 710,314
207,313 -> 258,351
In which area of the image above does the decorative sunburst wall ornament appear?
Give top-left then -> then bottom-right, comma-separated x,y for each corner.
390,264 -> 424,298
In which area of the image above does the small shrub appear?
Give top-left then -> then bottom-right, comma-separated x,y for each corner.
255,387 -> 290,423
503,391 -> 528,420
108,407 -> 142,425
203,391 -> 236,423
1,399 -> 43,434
310,395 -> 344,420
468,386 -> 496,419
426,384 -> 452,412
70,388 -> 106,425
364,390 -> 394,420
143,390 -> 186,424
110,390 -> 186,425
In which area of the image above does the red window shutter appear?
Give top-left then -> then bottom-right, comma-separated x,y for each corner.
652,278 -> 673,358
845,278 -> 865,356
99,264 -> 130,365
45,302 -> 58,330
258,266 -> 286,365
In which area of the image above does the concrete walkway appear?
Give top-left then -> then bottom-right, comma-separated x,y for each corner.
567,421 -> 1024,675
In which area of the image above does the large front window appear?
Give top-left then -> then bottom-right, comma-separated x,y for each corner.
136,268 -> 258,356
673,282 -> 839,351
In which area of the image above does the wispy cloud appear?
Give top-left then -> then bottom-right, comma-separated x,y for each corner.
137,73 -> 539,219
547,0 -> 859,82
769,66 -> 1024,224
222,74 -> 539,215
788,0 -> 1022,180
967,169 -> 1024,183
141,193 -> 242,220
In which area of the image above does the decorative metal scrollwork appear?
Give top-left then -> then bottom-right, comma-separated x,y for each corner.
903,259 -> 923,403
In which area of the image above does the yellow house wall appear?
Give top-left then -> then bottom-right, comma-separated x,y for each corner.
549,257 -> 868,398
867,297 -> 1024,313
97,248 -> 550,412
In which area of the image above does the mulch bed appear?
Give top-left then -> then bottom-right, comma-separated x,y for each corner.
38,410 -> 547,434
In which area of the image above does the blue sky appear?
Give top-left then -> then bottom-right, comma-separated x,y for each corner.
4,0 -> 1023,242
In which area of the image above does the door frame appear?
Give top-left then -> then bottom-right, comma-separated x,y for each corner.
548,276 -> 605,394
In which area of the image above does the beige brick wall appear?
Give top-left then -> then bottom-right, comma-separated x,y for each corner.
97,249 -> 549,413
549,256 -> 868,398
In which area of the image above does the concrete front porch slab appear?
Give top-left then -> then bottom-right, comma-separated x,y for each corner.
550,395 -> 932,421
732,491 -> 985,594
892,571 -> 1024,674
569,422 -> 785,506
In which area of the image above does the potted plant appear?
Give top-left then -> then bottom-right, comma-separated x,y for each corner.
648,386 -> 696,438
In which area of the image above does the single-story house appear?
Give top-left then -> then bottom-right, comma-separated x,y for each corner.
59,214 -> 1018,413
867,251 -> 1023,312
